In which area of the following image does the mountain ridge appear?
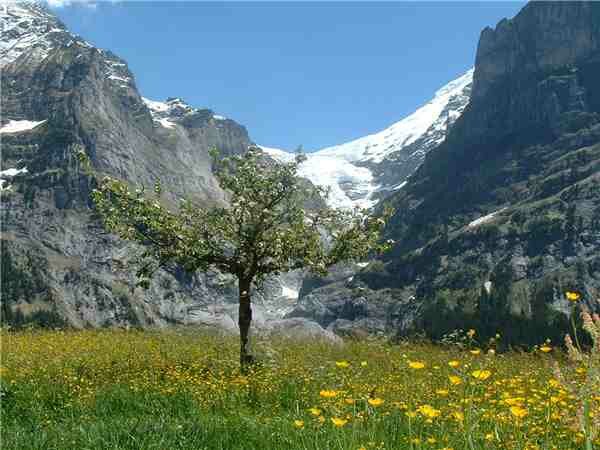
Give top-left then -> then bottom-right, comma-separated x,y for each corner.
262,69 -> 472,209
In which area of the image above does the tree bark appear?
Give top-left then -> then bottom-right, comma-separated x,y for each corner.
238,276 -> 254,373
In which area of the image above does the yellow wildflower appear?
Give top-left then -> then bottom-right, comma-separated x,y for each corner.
471,369 -> 492,381
308,407 -> 322,416
331,417 -> 348,427
449,375 -> 462,385
418,404 -> 441,419
565,291 -> 581,302
319,389 -> 337,398
408,361 -> 425,369
452,411 -> 464,422
509,406 -> 528,418
293,420 -> 304,428
539,345 -> 552,353
448,360 -> 460,368
335,360 -> 350,368
367,397 -> 384,407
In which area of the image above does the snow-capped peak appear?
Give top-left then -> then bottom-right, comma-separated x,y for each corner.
316,69 -> 473,164
143,97 -> 229,129
1,1 -> 84,67
262,69 -> 473,209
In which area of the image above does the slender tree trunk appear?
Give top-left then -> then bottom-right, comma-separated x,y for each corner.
238,276 -> 254,373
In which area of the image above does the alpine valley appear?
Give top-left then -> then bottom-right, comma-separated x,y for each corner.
1,1 -> 599,345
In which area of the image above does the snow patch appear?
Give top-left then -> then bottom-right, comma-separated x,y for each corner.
212,114 -> 227,121
483,281 -> 492,295
260,146 -> 296,163
467,208 -> 507,228
142,97 -> 169,113
1,2 -> 72,67
107,74 -> 130,83
260,70 -> 473,209
0,120 -> 46,134
158,118 -> 175,129
0,167 -> 29,177
0,166 -> 28,191
281,286 -> 299,299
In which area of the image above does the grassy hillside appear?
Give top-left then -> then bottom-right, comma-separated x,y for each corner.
2,328 -> 599,449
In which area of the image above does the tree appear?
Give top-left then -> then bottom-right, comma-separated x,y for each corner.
87,147 -> 392,371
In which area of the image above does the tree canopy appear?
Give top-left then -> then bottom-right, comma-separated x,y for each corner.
90,147 -> 392,287
87,146 -> 392,369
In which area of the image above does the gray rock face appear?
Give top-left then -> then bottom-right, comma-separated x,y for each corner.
288,1 -> 600,345
474,2 -> 600,102
0,2 -> 296,330
260,317 -> 342,344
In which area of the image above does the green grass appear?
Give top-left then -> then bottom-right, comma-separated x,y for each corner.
1,328 -> 598,450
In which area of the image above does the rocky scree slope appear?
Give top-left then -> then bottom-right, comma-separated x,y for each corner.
289,1 -> 600,344
0,2 -> 308,333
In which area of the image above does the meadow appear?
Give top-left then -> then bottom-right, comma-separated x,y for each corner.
1,327 -> 599,450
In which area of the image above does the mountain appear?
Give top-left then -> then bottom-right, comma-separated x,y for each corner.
262,69 -> 472,209
0,1 -> 312,333
289,1 -> 600,344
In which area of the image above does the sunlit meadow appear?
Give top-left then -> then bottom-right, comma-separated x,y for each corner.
2,316 -> 599,450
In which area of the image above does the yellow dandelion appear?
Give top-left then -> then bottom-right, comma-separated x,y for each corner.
293,420 -> 304,428
471,369 -> 492,381
417,404 -> 441,419
448,360 -> 460,368
548,379 -> 560,388
452,411 -> 464,422
335,360 -> 350,368
449,375 -> 462,385
565,291 -> 581,302
320,389 -> 338,398
331,417 -> 348,427
539,345 -> 552,353
509,406 -> 528,418
408,361 -> 426,369
308,407 -> 322,416
367,397 -> 384,407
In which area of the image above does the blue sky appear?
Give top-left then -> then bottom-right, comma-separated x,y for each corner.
52,1 -> 525,151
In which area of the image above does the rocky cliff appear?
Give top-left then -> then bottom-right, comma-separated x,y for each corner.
0,1 -> 305,330
290,1 -> 600,345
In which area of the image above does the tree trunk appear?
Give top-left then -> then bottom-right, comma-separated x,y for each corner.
238,276 -> 254,372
